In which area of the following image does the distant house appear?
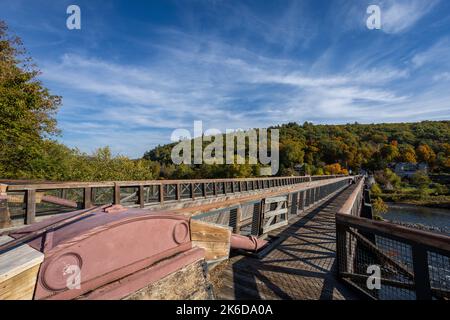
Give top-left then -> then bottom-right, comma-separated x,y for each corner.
394,162 -> 428,178
294,164 -> 307,176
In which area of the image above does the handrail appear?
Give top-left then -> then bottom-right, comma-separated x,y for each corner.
336,212 -> 450,252
2,175 -> 346,191
1,175 -> 354,228
337,176 -> 365,215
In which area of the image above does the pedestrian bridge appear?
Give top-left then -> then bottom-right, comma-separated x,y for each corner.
0,175 -> 448,300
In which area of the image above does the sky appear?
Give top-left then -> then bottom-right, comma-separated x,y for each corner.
1,0 -> 450,157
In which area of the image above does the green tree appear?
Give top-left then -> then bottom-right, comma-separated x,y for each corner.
372,197 -> 388,214
411,170 -> 431,188
0,21 -> 61,178
370,183 -> 382,197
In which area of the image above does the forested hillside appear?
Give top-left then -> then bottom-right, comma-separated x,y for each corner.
144,121 -> 450,179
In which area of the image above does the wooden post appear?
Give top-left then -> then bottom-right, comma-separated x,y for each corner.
176,184 -> 181,201
25,189 -> 36,225
235,205 -> 242,234
335,224 -> 348,277
190,183 -> 195,200
0,184 -> 11,228
250,201 -> 260,236
139,185 -> 145,208
213,182 -> 217,196
113,184 -> 121,205
412,245 -> 432,300
83,187 -> 93,209
159,184 -> 164,204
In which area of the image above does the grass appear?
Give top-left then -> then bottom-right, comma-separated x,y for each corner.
376,188 -> 450,208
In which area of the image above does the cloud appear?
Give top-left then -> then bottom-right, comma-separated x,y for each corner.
412,37 -> 450,68
381,0 -> 440,34
28,2 -> 449,157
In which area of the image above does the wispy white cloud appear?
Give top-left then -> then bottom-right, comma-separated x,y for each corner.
381,0 -> 440,34
412,37 -> 450,67
25,0 -> 450,157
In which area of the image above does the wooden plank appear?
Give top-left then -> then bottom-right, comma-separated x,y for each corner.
190,220 -> 231,243
190,220 -> 231,261
265,196 -> 287,204
0,264 -> 41,300
262,220 -> 288,234
0,236 -> 44,280
192,241 -> 230,261
263,208 -> 287,219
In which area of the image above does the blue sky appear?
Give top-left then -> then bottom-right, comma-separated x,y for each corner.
1,0 -> 450,157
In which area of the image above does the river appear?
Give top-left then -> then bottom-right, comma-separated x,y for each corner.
383,203 -> 450,235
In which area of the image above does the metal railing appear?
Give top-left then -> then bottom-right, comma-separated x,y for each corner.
0,175 -> 346,228
192,177 -> 352,238
335,177 -> 450,300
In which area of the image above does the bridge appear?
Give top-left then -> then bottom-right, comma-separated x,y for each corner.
0,175 -> 448,300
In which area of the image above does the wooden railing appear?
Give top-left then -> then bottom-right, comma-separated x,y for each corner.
335,177 -> 450,300
0,175 -> 346,228
191,177 -> 353,238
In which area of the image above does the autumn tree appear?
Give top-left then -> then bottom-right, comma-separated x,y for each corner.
416,144 -> 436,165
399,145 -> 417,163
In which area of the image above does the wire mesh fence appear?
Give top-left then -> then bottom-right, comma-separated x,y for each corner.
336,215 -> 450,300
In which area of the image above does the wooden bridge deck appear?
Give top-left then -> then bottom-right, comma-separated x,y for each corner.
214,184 -> 359,300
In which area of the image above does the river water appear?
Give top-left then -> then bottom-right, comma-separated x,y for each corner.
383,203 -> 450,235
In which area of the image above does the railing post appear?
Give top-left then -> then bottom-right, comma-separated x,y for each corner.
176,183 -> 181,201
251,199 -> 264,237
159,184 -> 164,204
335,222 -> 348,277
412,245 -> 432,300
113,184 -> 121,205
188,183 -> 193,200
25,189 -> 36,225
83,187 -> 93,209
234,206 -> 242,233
0,184 -> 11,228
139,185 -> 145,208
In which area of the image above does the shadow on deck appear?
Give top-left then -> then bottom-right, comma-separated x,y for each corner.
215,185 -> 359,300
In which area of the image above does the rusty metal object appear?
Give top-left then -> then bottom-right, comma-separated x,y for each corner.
4,206 -> 204,300
230,234 -> 268,252
41,195 -> 78,208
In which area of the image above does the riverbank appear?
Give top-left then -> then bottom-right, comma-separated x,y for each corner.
378,194 -> 450,209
